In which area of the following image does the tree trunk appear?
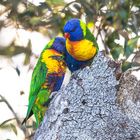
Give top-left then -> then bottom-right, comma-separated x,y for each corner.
34,52 -> 140,140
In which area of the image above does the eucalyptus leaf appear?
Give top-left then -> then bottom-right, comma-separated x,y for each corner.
10,124 -> 17,135
122,61 -> 132,72
110,44 -> 123,60
0,118 -> 15,127
106,31 -> 119,49
122,61 -> 140,72
124,37 -> 139,58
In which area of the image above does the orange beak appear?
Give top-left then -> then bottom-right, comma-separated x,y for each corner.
64,33 -> 70,39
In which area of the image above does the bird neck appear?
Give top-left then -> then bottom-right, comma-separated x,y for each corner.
41,49 -> 66,74
66,38 -> 97,61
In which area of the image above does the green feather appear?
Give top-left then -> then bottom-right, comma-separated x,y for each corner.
80,20 -> 86,37
85,25 -> 99,51
80,20 -> 99,51
25,60 -> 47,122
32,88 -> 50,127
23,40 -> 55,126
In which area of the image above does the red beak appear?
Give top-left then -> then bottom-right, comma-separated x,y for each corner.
64,33 -> 70,39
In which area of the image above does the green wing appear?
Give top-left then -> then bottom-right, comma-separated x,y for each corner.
25,59 -> 47,122
85,27 -> 99,51
23,40 -> 61,126
25,41 -> 55,119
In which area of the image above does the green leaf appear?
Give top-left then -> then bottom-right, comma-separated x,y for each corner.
0,118 -> 17,135
122,61 -> 140,72
110,44 -> 123,60
46,0 -> 64,5
29,17 -> 41,26
119,9 -> 128,19
106,11 -> 115,24
10,124 -> 17,135
122,61 -> 132,72
106,31 -> 119,49
0,118 -> 15,127
0,123 -> 17,136
106,31 -> 124,60
24,40 -> 32,65
109,31 -> 119,41
133,0 -> 140,6
124,37 -> 139,58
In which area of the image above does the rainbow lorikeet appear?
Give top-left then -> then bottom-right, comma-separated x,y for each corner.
22,37 -> 66,127
63,18 -> 99,72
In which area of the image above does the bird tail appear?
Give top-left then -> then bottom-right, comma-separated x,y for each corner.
21,110 -> 33,125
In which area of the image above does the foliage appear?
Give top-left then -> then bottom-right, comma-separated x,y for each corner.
0,0 -> 140,70
0,118 -> 17,136
0,94 -> 35,139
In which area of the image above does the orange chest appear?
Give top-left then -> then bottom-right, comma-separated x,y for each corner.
66,39 -> 97,61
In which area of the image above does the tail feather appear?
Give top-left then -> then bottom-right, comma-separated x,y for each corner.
22,110 -> 33,125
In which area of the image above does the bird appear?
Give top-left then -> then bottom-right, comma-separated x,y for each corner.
63,18 -> 99,72
22,37 -> 66,127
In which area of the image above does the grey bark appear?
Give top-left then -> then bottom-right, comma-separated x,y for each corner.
34,52 -> 140,140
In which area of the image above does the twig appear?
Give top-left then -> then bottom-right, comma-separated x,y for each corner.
0,7 -> 11,16
25,132 -> 35,140
61,0 -> 77,12
99,31 -> 109,54
0,94 -> 30,137
0,118 -> 16,127
95,18 -> 102,39
0,94 -> 21,125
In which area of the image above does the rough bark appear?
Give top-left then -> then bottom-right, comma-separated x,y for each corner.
34,52 -> 140,140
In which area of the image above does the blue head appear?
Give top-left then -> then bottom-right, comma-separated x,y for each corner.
63,18 -> 85,41
52,37 -> 66,54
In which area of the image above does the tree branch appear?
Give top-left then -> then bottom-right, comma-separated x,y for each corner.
34,52 -> 140,140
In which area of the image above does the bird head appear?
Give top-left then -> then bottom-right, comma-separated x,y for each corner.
63,18 -> 87,41
50,37 -> 66,54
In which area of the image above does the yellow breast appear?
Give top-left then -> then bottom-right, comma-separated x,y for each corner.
66,39 -> 97,61
41,49 -> 66,74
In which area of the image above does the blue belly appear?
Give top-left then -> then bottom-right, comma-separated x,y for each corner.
65,51 -> 87,72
